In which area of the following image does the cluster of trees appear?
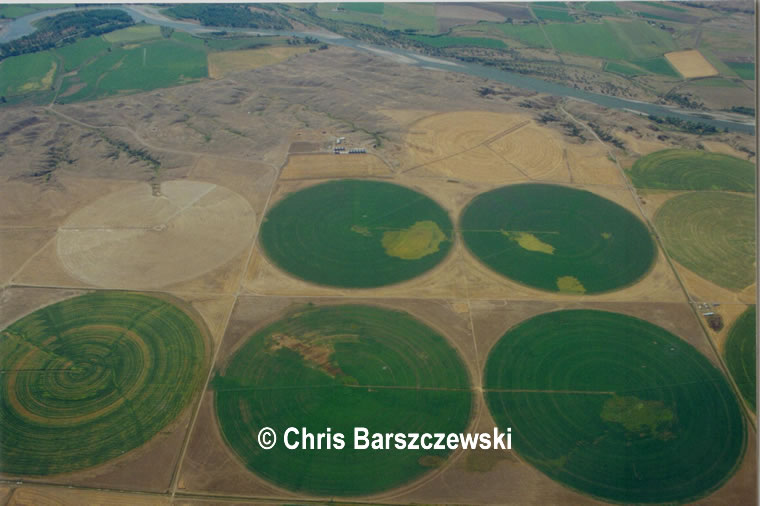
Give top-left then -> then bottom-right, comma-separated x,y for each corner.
164,4 -> 291,30
0,9 -> 132,60
647,114 -> 720,135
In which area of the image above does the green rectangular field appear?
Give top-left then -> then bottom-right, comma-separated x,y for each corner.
0,51 -> 57,96
544,22 -> 628,59
532,7 -> 574,22
103,24 -> 162,43
724,61 -> 755,80
606,19 -> 676,59
632,57 -> 679,77
457,22 -> 549,48
690,77 -> 742,88
585,2 -> 624,15
54,35 -> 110,71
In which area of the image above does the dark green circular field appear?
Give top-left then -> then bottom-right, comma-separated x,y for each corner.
460,184 -> 655,294
484,309 -> 746,503
214,304 -> 472,496
629,149 -> 755,192
259,179 -> 453,288
724,305 -> 756,410
655,191 -> 755,291
0,292 -> 207,476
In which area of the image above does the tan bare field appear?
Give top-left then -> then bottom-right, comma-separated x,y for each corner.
613,129 -> 670,156
207,47 -> 310,79
701,140 -> 753,159
55,180 -> 256,290
6,486 -> 169,505
280,153 -> 393,179
664,49 -> 719,78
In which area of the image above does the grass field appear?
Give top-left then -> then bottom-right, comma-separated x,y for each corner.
103,24 -> 162,44
54,36 -> 109,72
317,2 -> 437,33
724,61 -> 755,80
544,22 -> 628,59
456,22 -> 549,48
585,2 -> 623,15
408,34 -> 507,49
214,304 -> 471,495
655,192 -> 755,291
725,306 -> 757,410
605,61 -> 641,76
532,6 -> 574,22
632,56 -> 679,76
460,184 -> 655,294
484,309 -> 746,503
259,180 -> 453,288
0,51 -> 57,96
629,149 -> 755,192
0,292 -> 207,475
57,39 -> 207,103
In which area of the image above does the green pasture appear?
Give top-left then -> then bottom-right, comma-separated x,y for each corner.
103,23 -> 162,44
317,2 -> 437,33
0,51 -> 57,96
655,192 -> 755,291
484,309 -> 746,503
632,56 -> 679,76
54,36 -> 109,72
532,7 -> 574,22
724,62 -> 755,80
456,22 -> 549,48
725,306 -> 757,410
629,149 -> 755,192
605,61 -> 641,76
214,304 -> 472,495
460,184 -> 655,294
340,2 -> 384,15
585,2 -> 624,15
259,179 -> 453,288
0,292 -> 208,475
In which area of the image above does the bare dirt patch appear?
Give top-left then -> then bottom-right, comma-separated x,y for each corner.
56,180 -> 256,290
664,50 -> 719,78
280,153 -> 393,179
207,47 -> 310,79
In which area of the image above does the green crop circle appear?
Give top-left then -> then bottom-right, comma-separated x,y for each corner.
461,183 -> 656,294
214,304 -> 472,496
629,149 -> 755,192
259,179 -> 453,288
724,305 -> 756,410
655,191 -> 755,291
0,292 -> 207,476
484,309 -> 746,503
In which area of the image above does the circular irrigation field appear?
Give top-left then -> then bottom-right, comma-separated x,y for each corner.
460,184 -> 655,294
0,292 -> 208,476
724,305 -> 756,410
629,149 -> 755,192
484,310 -> 746,503
259,179 -> 453,288
214,304 -> 472,496
655,191 -> 755,291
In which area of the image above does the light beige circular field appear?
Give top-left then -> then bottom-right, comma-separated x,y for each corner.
57,180 -> 256,289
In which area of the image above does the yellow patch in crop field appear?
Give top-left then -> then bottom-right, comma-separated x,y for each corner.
556,276 -> 586,294
502,231 -> 555,255
19,61 -> 56,92
601,232 -> 612,239
382,220 -> 446,260
664,50 -> 718,78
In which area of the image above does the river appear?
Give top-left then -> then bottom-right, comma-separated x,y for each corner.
1,5 -> 753,134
